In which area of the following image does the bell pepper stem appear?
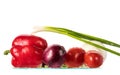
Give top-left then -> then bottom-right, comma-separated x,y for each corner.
4,50 -> 10,55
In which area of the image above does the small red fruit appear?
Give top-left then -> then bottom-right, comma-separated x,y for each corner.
84,50 -> 103,68
65,47 -> 85,68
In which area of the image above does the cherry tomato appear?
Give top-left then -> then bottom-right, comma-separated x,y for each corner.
64,47 -> 85,68
84,50 -> 103,68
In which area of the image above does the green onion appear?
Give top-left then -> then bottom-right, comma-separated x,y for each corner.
45,26 -> 120,48
32,26 -> 120,56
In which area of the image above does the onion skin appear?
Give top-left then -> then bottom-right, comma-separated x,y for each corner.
42,44 -> 66,68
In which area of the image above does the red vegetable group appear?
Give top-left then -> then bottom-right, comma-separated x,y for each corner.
7,34 -> 104,68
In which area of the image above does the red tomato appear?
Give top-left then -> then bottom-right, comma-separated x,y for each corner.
84,50 -> 103,68
64,47 -> 85,68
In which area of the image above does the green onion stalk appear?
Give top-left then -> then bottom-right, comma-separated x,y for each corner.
32,26 -> 120,56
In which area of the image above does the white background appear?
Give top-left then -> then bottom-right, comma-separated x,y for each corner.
0,0 -> 120,75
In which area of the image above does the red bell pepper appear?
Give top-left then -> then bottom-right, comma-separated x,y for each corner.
10,35 -> 47,68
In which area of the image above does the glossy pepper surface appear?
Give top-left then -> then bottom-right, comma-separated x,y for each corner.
10,35 -> 47,68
